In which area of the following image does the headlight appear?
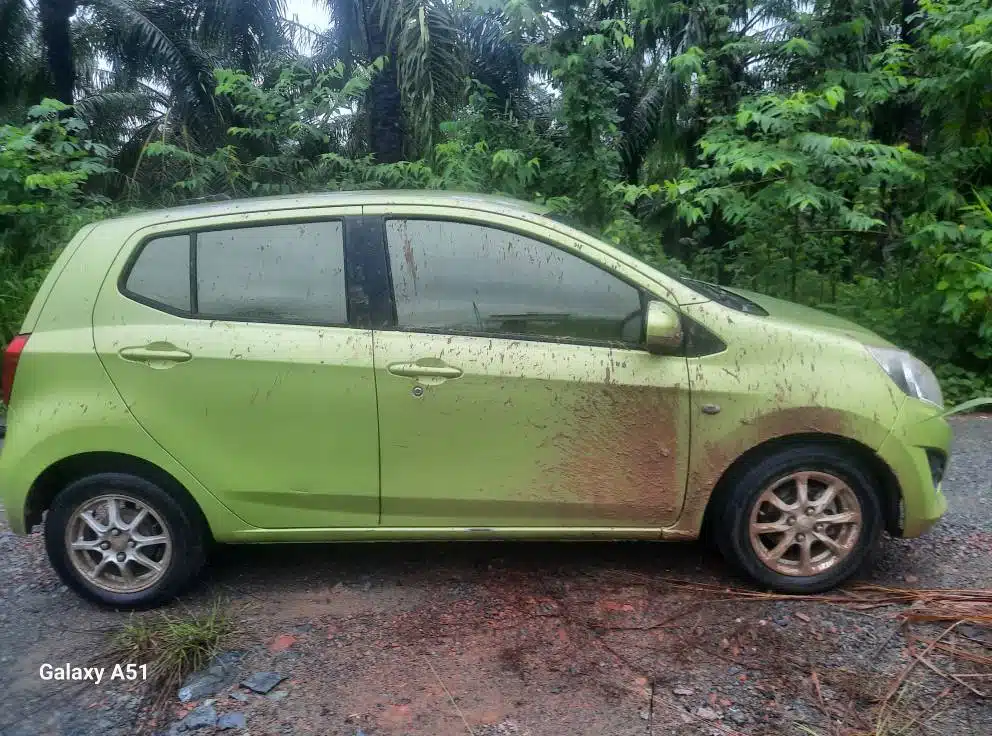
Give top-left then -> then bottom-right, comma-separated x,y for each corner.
867,347 -> 944,407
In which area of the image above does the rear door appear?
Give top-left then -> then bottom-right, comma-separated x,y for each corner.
366,209 -> 692,529
93,210 -> 381,529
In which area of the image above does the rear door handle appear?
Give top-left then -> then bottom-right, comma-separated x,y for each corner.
387,362 -> 463,379
119,343 -> 192,365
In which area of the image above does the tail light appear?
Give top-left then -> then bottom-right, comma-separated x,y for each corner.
2,334 -> 30,406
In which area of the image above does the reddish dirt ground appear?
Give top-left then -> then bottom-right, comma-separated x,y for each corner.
144,534 -> 987,736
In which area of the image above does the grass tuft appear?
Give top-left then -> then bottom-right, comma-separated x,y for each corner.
103,601 -> 233,711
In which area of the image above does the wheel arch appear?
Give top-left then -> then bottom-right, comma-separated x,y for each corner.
700,432 -> 903,539
25,452 -> 212,540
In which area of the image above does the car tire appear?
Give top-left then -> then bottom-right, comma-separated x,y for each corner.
713,444 -> 883,594
45,472 -> 207,609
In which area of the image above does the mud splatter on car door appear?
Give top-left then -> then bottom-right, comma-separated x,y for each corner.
374,217 -> 691,528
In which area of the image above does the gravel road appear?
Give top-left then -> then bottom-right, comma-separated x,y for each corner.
0,416 -> 989,736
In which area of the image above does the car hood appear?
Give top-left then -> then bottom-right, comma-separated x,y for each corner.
721,286 -> 897,348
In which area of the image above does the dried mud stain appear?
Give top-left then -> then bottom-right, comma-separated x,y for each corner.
679,406 -> 853,532
537,385 -> 683,525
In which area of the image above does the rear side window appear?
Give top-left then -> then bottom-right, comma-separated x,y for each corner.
196,222 -> 347,324
125,235 -> 191,311
123,221 -> 347,325
385,219 -> 644,344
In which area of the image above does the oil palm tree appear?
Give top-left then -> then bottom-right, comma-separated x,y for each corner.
8,0 -> 528,166
323,0 -> 527,161
1,0 -> 291,135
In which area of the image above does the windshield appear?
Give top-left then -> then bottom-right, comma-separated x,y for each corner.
546,213 -> 768,316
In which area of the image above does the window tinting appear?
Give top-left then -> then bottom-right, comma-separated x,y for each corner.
196,221 -> 347,324
386,220 -> 644,343
125,234 -> 191,311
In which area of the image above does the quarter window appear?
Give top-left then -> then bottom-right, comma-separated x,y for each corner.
125,235 -> 191,311
386,219 -> 644,344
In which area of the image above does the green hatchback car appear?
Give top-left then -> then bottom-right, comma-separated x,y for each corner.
0,191 -> 949,608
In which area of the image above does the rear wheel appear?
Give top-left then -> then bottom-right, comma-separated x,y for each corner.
45,473 -> 206,609
714,444 -> 883,593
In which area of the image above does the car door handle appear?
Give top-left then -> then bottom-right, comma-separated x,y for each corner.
387,362 -> 463,379
119,344 -> 193,365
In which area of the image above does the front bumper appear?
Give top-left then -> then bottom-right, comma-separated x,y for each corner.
876,399 -> 951,538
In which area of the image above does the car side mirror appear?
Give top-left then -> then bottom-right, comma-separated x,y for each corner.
644,300 -> 683,354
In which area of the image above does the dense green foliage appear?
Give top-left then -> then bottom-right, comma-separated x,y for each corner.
1,0 -> 990,402
0,99 -> 113,344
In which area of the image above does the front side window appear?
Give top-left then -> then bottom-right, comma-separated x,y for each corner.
123,221 -> 348,325
386,219 -> 644,344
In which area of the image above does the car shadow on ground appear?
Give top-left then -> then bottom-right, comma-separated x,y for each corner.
197,537 -> 740,601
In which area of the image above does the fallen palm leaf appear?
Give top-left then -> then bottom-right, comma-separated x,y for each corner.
602,569 -> 991,731
609,571 -> 992,607
906,647 -> 986,697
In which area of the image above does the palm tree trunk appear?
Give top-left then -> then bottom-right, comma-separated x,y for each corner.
38,0 -> 76,104
899,0 -> 923,151
366,19 -> 404,163
622,150 -> 641,184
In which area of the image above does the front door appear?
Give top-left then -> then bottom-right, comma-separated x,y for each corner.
93,214 -> 380,529
370,215 -> 691,529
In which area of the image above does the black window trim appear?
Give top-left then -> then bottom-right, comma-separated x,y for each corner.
189,231 -> 199,314
370,214 -> 660,352
118,216 -> 362,329
345,215 -> 392,329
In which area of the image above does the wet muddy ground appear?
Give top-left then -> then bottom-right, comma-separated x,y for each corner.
0,416 -> 989,736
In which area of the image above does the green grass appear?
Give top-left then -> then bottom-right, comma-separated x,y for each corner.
102,601 -> 233,708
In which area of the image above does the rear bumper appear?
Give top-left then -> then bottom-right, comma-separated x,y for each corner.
877,399 -> 951,538
0,432 -> 29,535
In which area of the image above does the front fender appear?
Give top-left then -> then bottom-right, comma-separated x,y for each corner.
665,404 -> 896,539
665,300 -> 905,539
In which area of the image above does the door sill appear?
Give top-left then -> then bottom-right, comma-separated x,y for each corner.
224,526 -> 672,543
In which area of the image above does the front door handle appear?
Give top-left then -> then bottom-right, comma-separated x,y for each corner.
387,362 -> 463,379
119,343 -> 192,366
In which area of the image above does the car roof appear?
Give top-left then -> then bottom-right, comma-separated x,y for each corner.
101,190 -> 550,227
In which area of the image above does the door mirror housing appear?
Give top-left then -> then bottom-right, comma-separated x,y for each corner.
644,300 -> 683,354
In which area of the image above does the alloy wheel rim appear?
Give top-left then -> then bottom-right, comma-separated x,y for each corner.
748,471 -> 862,577
65,494 -> 173,594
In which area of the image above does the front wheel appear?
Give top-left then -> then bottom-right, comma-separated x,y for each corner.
714,445 -> 883,594
45,473 -> 206,609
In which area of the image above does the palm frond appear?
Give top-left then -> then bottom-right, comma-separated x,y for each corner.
191,0 -> 289,72
0,0 -> 34,71
75,88 -> 165,144
376,0 -> 467,154
462,10 -> 528,115
325,0 -> 367,65
91,0 -> 225,144
0,0 -> 43,111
